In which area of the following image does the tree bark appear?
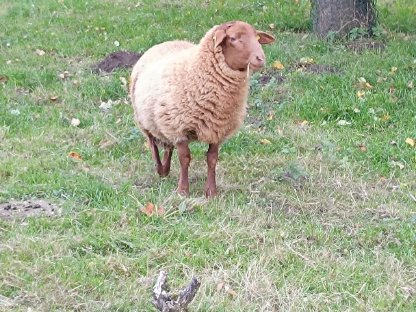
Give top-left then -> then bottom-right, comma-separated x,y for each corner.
311,0 -> 376,37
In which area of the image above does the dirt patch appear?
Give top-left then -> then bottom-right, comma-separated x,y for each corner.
92,51 -> 142,73
258,69 -> 285,86
345,39 -> 386,53
293,63 -> 341,74
0,200 -> 60,220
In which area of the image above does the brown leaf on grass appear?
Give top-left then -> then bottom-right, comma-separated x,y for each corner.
68,151 -> 82,160
357,90 -> 365,98
260,138 -> 271,145
382,114 -> 390,122
405,138 -> 415,147
358,144 -> 367,152
407,80 -> 414,89
356,77 -> 373,90
50,95 -> 58,101
140,202 -> 165,217
272,60 -> 284,70
140,202 -> 155,217
0,75 -> 8,84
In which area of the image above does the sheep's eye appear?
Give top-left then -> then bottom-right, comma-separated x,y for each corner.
229,37 -> 237,43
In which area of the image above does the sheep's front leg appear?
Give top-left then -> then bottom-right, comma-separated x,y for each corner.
205,143 -> 219,198
176,141 -> 191,196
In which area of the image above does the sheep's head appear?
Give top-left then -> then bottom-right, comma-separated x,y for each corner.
214,21 -> 275,72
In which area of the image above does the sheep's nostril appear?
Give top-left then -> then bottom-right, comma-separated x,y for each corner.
256,56 -> 264,62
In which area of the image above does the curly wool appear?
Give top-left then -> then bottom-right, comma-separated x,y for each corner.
131,26 -> 249,146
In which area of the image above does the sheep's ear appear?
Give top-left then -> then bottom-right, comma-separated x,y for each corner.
213,29 -> 227,49
257,31 -> 275,45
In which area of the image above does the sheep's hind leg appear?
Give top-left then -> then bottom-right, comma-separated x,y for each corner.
161,146 -> 174,177
146,133 -> 164,177
205,143 -> 219,198
176,141 -> 191,196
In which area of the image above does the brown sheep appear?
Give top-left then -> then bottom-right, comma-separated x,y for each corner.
130,21 -> 275,197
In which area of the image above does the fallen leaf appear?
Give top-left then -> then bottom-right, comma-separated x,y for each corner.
99,100 -> 114,112
268,23 -> 275,30
35,49 -> 46,56
58,71 -> 70,80
382,114 -> 390,122
357,90 -> 365,98
266,112 -> 275,121
353,108 -> 361,113
0,75 -> 8,84
405,138 -> 415,147
390,66 -> 397,74
140,202 -> 155,217
337,120 -> 351,126
390,140 -> 397,146
356,77 -> 372,90
407,80 -> 414,89
68,151 -> 82,160
377,76 -> 387,83
297,120 -> 309,127
358,144 -> 367,152
391,161 -> 404,170
224,284 -> 237,297
71,118 -> 80,127
6,60 -> 12,65
217,282 -> 224,292
260,138 -> 271,145
299,57 -> 314,65
272,60 -> 284,70
114,40 -> 120,47
50,95 -> 58,101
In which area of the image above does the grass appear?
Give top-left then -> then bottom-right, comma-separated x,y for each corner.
1,0 -> 415,311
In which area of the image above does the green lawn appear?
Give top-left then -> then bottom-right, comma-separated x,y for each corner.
1,0 -> 415,311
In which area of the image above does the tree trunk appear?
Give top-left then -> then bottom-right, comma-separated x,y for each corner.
311,0 -> 376,37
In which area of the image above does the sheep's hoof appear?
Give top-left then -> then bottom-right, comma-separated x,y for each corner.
156,166 -> 169,177
177,188 -> 189,197
204,187 -> 218,198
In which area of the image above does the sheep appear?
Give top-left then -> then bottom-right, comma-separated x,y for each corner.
130,21 -> 275,197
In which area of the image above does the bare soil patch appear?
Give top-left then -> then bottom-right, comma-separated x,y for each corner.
0,199 -> 60,220
92,51 -> 142,73
258,69 -> 286,86
293,63 -> 341,74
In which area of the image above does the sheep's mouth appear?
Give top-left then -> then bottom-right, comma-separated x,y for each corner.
249,64 -> 263,71
238,63 -> 262,72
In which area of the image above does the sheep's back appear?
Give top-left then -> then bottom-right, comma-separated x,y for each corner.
131,40 -> 194,88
